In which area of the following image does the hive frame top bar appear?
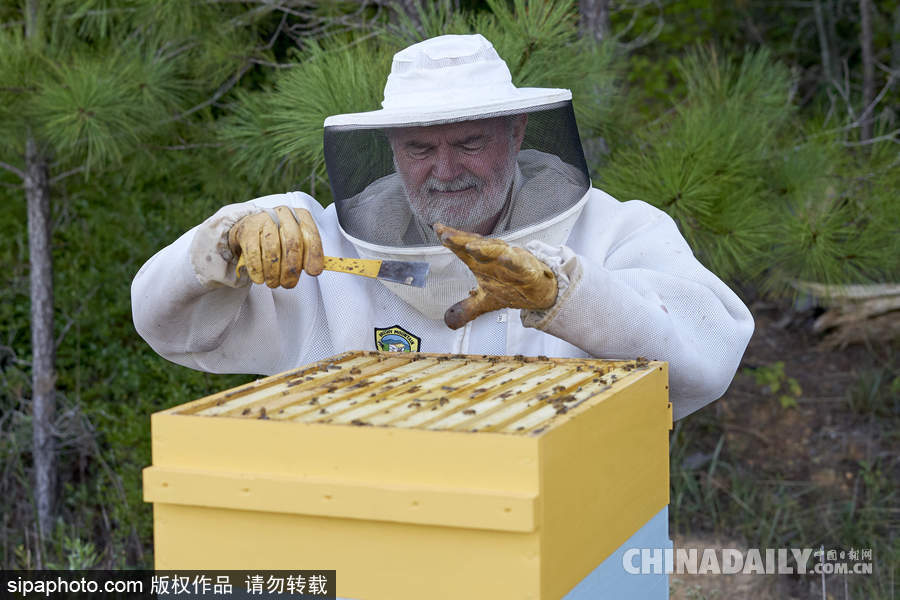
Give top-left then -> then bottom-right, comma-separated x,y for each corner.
169,351 -> 664,436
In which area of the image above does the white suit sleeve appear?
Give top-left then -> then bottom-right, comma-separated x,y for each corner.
521,196 -> 754,419
130,192 -> 330,375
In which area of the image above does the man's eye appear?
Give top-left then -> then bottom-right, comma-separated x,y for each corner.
407,147 -> 433,159
459,141 -> 486,152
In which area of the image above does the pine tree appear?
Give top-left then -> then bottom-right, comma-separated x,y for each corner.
597,47 -> 899,297
0,0 -> 276,551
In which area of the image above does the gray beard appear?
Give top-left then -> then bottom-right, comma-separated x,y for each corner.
401,154 -> 518,241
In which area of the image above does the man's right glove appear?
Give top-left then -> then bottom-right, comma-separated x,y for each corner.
228,206 -> 324,289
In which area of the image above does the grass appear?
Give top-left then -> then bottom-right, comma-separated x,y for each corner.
669,344 -> 899,599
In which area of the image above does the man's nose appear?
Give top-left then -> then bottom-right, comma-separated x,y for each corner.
431,146 -> 464,181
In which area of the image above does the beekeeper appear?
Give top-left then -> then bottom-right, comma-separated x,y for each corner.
131,34 -> 754,419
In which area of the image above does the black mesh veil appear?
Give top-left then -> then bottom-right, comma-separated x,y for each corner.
324,101 -> 590,247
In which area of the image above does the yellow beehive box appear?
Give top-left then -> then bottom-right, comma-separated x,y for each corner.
144,351 -> 671,600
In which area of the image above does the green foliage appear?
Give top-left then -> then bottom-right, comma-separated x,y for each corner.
617,0 -> 743,114
386,0 -> 471,41
0,28 -> 34,152
45,524 -> 100,570
846,366 -> 900,418
743,361 -> 803,410
479,0 -> 623,139
760,121 -> 900,294
0,168 -> 257,568
219,38 -> 392,197
47,0 -> 139,41
1,1 -> 272,175
0,0 -> 282,568
33,47 -> 162,171
599,48 -> 793,281
599,45 -> 899,291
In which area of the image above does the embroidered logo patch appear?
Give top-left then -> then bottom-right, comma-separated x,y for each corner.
374,325 -> 421,353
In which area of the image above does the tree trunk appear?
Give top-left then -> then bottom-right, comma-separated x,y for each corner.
579,0 -> 611,42
25,135 -> 56,546
24,0 -> 56,550
859,0 -> 875,142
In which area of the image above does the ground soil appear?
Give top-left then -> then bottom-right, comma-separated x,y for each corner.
668,300 -> 898,600
719,301 -> 891,487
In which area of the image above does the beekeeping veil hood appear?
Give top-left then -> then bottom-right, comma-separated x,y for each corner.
323,34 -> 591,319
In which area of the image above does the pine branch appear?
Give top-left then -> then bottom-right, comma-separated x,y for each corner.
849,72 -> 897,131
49,166 -> 85,185
1,20 -> 27,30
227,2 -> 303,27
841,129 -> 900,147
157,40 -> 199,63
170,61 -> 253,122
0,160 -> 26,179
264,10 -> 289,50
54,285 -> 101,350
802,73 -> 897,144
248,58 -> 299,69
148,142 -> 223,150
614,0 -> 664,52
837,59 -> 856,122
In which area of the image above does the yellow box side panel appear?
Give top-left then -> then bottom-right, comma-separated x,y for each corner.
151,415 -> 539,493
154,503 -> 542,600
144,466 -> 537,532
539,364 -> 670,600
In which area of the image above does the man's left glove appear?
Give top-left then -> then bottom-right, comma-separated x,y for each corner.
434,223 -> 558,329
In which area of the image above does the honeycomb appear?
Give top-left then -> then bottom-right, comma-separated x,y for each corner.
179,351 -> 658,435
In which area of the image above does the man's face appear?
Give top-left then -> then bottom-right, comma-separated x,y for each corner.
388,116 -> 526,235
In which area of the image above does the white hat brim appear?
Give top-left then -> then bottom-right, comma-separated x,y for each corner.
323,88 -> 571,129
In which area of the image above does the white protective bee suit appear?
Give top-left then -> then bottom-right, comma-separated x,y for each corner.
131,34 -> 754,420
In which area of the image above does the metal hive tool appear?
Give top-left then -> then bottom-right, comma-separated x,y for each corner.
178,351 -> 660,435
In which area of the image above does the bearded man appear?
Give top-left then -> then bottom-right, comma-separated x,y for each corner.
132,34 -> 753,421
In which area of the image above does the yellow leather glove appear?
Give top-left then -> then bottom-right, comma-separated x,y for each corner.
434,223 -> 558,330
228,206 -> 324,288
